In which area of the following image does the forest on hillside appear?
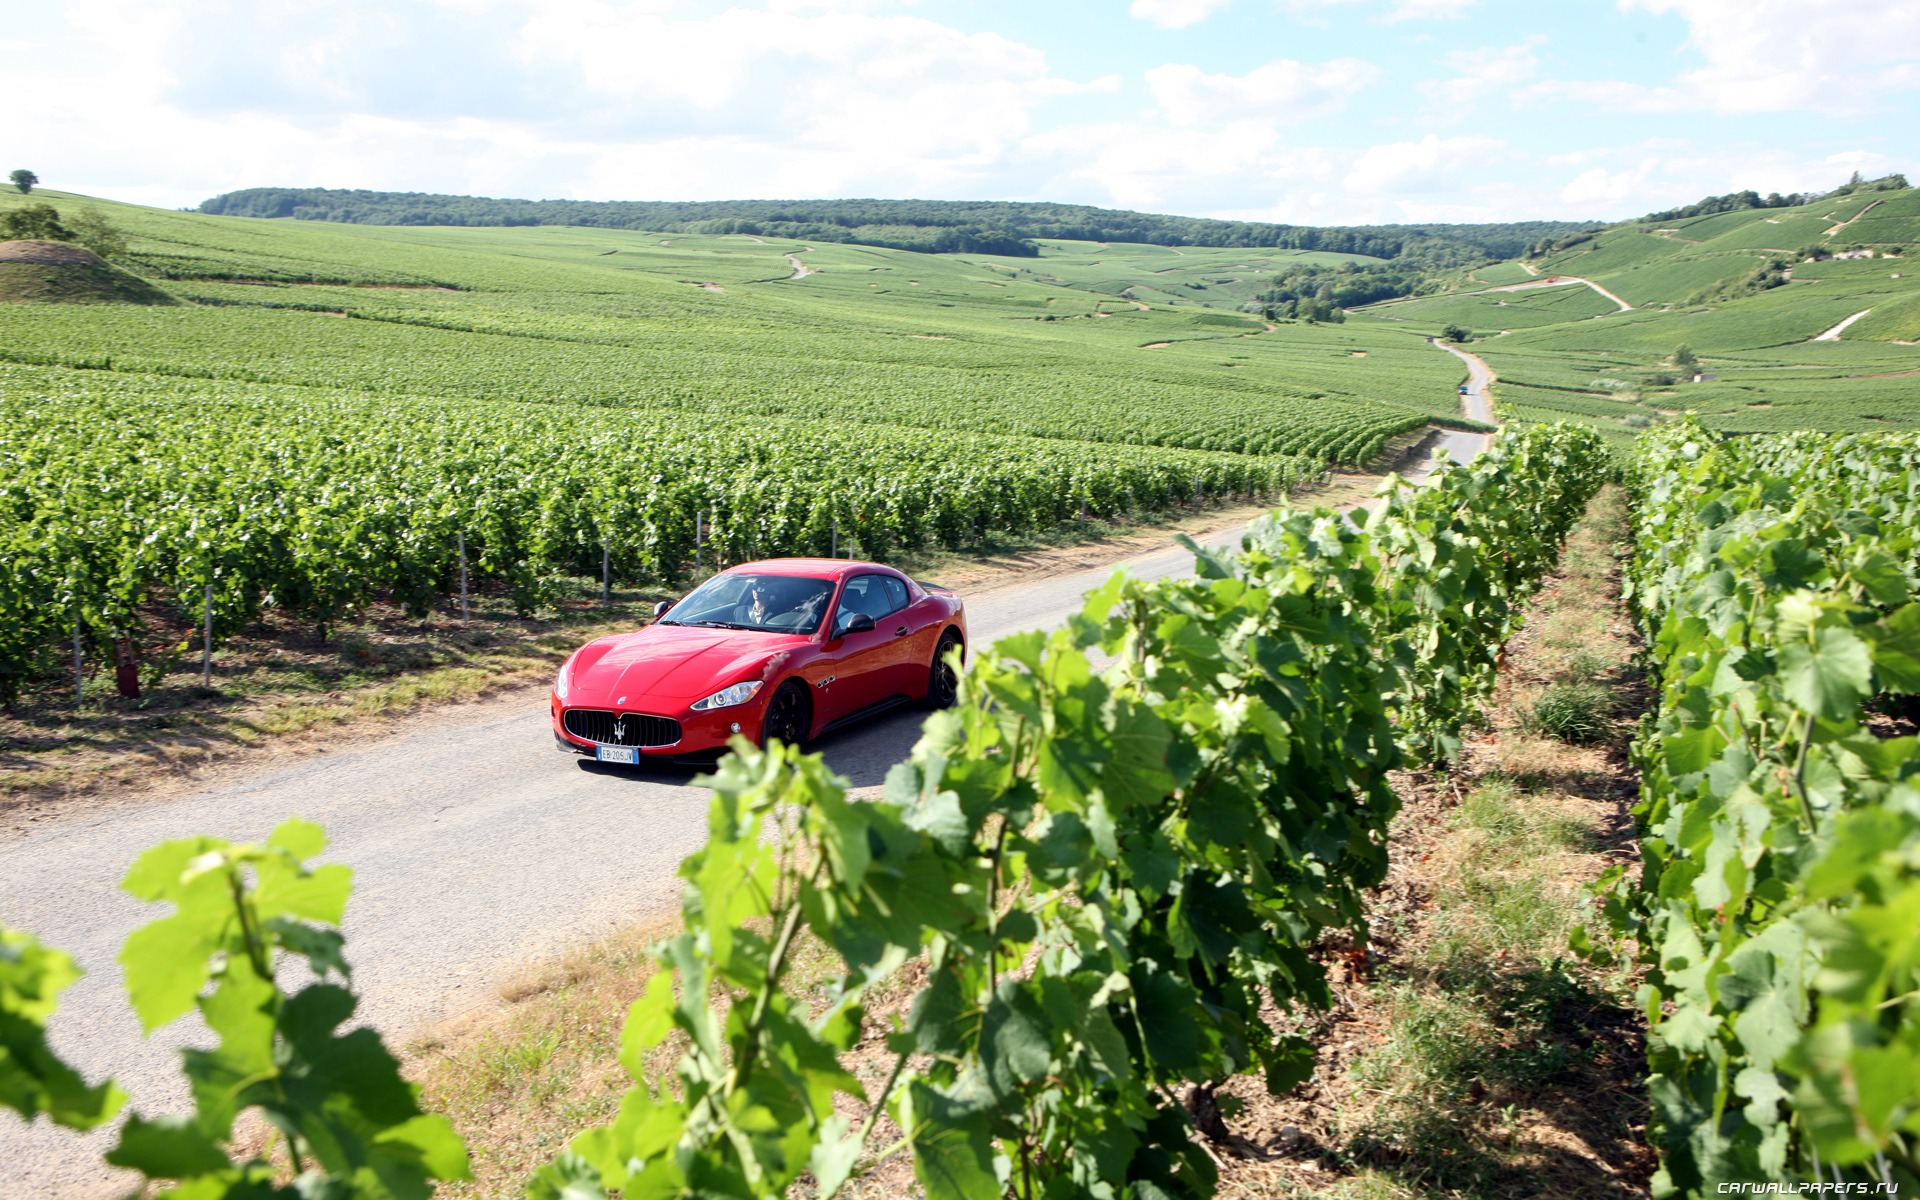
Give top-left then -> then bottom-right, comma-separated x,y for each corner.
198,188 -> 1596,261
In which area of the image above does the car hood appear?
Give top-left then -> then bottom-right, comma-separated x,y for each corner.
568,625 -> 805,708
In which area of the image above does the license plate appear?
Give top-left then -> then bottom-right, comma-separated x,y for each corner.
596,744 -> 639,765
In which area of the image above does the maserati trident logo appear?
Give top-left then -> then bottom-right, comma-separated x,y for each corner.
612,717 -> 627,742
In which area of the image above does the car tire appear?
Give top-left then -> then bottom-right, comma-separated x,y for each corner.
761,681 -> 811,750
923,629 -> 963,710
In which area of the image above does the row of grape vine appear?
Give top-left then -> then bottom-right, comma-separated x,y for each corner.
0,364 -> 1311,702
1598,421 -> 1920,1193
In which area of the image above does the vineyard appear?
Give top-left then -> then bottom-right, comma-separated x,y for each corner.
0,361 -> 1313,704
1347,184 -> 1920,442
1601,422 -> 1920,1192
10,418 -> 1918,1195
0,191 -> 1477,706
3,423 -> 1619,1198
10,181 -> 1920,1195
0,188 -> 1452,467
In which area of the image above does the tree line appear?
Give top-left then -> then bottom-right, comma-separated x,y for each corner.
198,188 -> 1596,262
1636,172 -> 1910,224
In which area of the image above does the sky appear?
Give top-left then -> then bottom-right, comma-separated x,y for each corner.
6,0 -> 1916,225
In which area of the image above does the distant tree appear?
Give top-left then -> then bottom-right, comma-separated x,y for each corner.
0,203 -> 76,242
1672,344 -> 1698,368
1442,324 -> 1472,343
9,169 -> 36,194
1646,371 -> 1678,388
67,209 -> 128,258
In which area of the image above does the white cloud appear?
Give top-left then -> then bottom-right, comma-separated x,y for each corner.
1128,0 -> 1232,30
5,0 -> 1912,226
1421,39 -> 1541,103
1559,161 -> 1660,207
1146,57 -> 1379,125
13,0 -> 1115,206
1344,134 -> 1504,193
1381,0 -> 1476,23
1537,0 -> 1920,114
1542,142 -> 1910,215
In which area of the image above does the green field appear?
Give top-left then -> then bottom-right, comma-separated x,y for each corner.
11,178 -> 1915,703
0,190 -> 1459,461
1340,186 -> 1920,438
1360,279 -> 1623,332
0,188 -> 1485,698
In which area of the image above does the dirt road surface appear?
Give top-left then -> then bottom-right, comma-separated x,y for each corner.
1814,307 -> 1873,341
1481,275 -> 1633,313
2,392 -> 1492,1197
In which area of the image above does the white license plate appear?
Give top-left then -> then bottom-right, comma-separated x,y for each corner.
596,744 -> 639,765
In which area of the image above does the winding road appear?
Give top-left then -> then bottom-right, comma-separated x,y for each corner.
1,361 -> 1494,1198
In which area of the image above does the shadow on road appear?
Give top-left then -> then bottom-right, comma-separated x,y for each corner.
571,706 -> 933,791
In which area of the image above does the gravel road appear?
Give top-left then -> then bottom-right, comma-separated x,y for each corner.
2,399 -> 1491,1197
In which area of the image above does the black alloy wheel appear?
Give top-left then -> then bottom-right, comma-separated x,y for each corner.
762,682 -> 810,750
924,630 -> 963,710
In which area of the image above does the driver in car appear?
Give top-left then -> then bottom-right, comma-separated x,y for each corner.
733,579 -> 827,630
740,581 -> 779,627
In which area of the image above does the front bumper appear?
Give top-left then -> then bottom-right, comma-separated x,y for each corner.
551,693 -> 763,761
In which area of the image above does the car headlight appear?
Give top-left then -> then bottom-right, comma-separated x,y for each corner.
555,661 -> 571,701
690,680 -> 763,711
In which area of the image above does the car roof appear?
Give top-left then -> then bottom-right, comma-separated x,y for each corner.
724,558 -> 893,580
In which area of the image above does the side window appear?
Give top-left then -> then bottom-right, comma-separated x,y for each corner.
850,576 -> 891,616
882,576 -> 909,613
836,576 -> 890,631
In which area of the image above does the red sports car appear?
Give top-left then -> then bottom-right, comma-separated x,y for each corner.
552,559 -> 967,766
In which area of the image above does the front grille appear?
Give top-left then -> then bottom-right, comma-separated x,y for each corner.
563,708 -> 682,748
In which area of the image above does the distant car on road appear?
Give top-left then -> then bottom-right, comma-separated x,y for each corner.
552,559 -> 967,766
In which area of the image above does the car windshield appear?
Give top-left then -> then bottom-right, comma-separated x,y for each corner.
659,573 -> 836,635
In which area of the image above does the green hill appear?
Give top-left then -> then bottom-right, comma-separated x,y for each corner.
0,188 -> 1467,467
0,240 -> 175,305
197,187 -> 1596,265
1344,183 -> 1920,440
4,186 -> 1506,704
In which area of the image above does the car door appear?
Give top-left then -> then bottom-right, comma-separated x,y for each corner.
811,575 -> 899,723
888,575 -> 951,697
876,573 -> 931,696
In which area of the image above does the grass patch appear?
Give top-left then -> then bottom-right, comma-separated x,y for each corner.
407,922 -> 678,1196
1521,682 -> 1614,744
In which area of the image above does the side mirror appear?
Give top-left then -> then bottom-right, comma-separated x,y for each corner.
653,600 -> 672,620
838,612 -> 875,636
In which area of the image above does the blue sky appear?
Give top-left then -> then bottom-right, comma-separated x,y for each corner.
7,0 -> 1915,224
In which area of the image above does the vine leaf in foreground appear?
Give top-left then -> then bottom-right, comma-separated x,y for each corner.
107,817 -> 471,1198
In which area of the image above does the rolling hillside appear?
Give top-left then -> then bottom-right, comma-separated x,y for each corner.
1346,183 -> 1920,438
0,189 -> 1463,462
1,187 -> 1499,712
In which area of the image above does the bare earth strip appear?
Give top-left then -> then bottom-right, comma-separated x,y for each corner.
1814,307 -> 1873,341
1824,197 -> 1884,238
1478,275 -> 1634,313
